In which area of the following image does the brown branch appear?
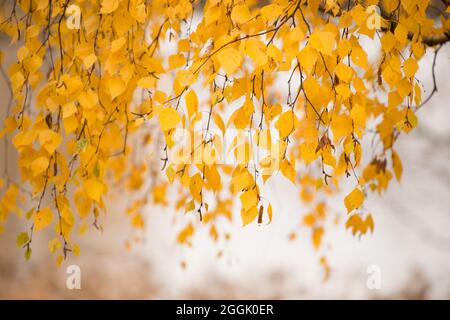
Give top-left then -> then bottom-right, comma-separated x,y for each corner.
415,45 -> 443,111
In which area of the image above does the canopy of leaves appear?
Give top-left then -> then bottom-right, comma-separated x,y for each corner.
0,0 -> 448,268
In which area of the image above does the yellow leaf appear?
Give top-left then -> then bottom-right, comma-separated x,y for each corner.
335,62 -> 354,83
364,214 -> 374,233
34,208 -> 53,232
31,156 -> 49,177
392,150 -> 403,181
346,214 -> 362,235
108,77 -> 125,99
159,108 -> 181,131
78,223 -> 88,236
24,54 -> 43,73
232,170 -> 253,192
260,4 -> 282,23
63,101 -> 77,119
189,173 -> 203,201
275,110 -> 294,139
403,57 -> 418,78
300,142 -> 318,164
241,205 -> 258,226
185,200 -> 195,213
344,187 -> 364,213
209,225 -> 218,241
178,39 -> 190,52
111,39 -> 127,54
177,223 -> 194,244
240,189 -> 258,212
176,69 -> 195,88
11,71 -> 25,92
346,213 -> 374,235
303,213 -> 316,226
137,77 -> 154,89
309,31 -> 335,56
280,159 -> 296,184
397,78 -> 411,98
48,238 -> 62,253
17,46 -> 29,62
350,104 -> 366,128
394,23 -> 408,45
244,39 -> 267,67
169,54 -> 186,70
312,227 -> 324,249
83,54 -> 97,69
231,4 -> 251,24
267,44 -> 282,63
350,47 -> 368,69
331,114 -> 352,140
404,109 -> 418,131
205,165 -> 221,191
16,232 -> 29,246
84,179 -> 105,202
56,255 -> 63,266
214,114 -> 225,135
132,213 -> 145,229
388,91 -> 402,108
267,203 -> 273,224
285,26 -> 305,44
73,244 -> 80,256
39,130 -> 62,154
78,89 -> 98,109
100,0 -> 119,14
217,47 -> 242,76
336,83 -> 351,100
185,90 -> 198,119
3,116 -> 17,133
381,32 -> 396,53
205,4 -> 221,25
297,46 -> 318,70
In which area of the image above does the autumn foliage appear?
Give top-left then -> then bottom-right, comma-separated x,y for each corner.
0,0 -> 448,267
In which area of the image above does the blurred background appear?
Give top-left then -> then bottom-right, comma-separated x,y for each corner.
0,6 -> 449,299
